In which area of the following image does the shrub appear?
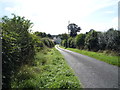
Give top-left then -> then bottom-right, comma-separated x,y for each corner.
85,29 -> 99,51
2,14 -> 35,88
67,37 -> 76,48
61,39 -> 67,48
42,38 -> 54,48
75,34 -> 85,49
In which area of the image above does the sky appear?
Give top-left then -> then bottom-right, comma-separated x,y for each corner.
0,0 -> 119,35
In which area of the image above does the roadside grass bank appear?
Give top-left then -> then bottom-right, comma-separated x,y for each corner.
60,46 -> 119,67
11,48 -> 82,89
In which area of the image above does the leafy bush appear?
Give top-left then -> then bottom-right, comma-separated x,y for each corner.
61,39 -> 67,48
67,37 -> 76,48
2,14 -> 36,88
31,34 -> 45,51
84,29 -> 99,51
34,31 -> 52,39
98,28 -> 120,52
42,38 -> 54,48
75,34 -> 85,49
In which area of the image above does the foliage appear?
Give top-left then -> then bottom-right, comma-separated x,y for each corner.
58,33 -> 69,40
41,38 -> 54,48
34,31 -> 46,38
31,34 -> 45,51
84,29 -> 99,51
47,34 -> 52,38
11,48 -> 82,89
2,14 -> 55,88
75,34 -> 85,49
98,28 -> 120,52
67,37 -> 76,48
34,31 -> 52,39
2,14 -> 37,88
67,23 -> 81,37
60,33 -> 69,48
61,39 -> 68,48
61,28 -> 120,54
61,28 -> 120,66
97,32 -> 106,50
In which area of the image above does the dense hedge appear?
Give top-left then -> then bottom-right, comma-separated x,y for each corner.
41,38 -> 54,48
61,29 -> 120,53
2,14 -> 36,88
84,30 -> 99,51
75,34 -> 85,49
67,37 -> 76,48
2,14 -> 54,88
61,39 -> 67,48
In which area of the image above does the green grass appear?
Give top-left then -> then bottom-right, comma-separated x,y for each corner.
11,48 -> 82,89
60,46 -> 120,67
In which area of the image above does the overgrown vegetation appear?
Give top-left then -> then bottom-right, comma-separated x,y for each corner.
2,14 -> 35,88
11,48 -> 82,88
60,46 -> 119,67
34,31 -> 52,39
61,28 -> 120,54
2,14 -> 55,88
2,14 -> 82,89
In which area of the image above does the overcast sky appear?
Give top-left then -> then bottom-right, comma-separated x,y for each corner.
0,0 -> 119,35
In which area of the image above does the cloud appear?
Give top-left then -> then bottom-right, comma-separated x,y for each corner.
5,7 -> 15,12
1,0 -> 119,34
112,17 -> 118,23
111,17 -> 118,30
105,11 -> 114,14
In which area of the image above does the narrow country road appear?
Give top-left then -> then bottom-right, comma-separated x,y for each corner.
55,45 -> 119,88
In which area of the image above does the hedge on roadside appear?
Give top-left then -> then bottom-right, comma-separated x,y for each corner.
2,14 -> 36,88
41,38 -> 54,48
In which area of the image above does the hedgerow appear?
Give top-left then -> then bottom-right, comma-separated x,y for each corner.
2,14 -> 54,88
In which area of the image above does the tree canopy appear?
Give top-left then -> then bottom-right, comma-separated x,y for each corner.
67,23 -> 81,37
61,28 -> 120,53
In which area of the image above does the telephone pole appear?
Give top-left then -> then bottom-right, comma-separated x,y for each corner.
68,21 -> 70,34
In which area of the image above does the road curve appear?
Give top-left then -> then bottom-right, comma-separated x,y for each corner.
55,45 -> 119,88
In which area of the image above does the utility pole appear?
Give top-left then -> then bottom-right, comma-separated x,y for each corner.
68,21 -> 70,34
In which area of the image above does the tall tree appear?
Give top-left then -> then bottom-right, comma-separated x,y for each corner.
67,23 -> 81,37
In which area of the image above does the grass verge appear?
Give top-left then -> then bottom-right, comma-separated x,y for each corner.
11,48 -> 82,89
60,46 -> 120,67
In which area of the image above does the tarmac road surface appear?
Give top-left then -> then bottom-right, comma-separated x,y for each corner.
55,45 -> 119,88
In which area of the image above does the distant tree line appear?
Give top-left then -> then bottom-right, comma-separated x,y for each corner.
2,14 -> 54,88
33,31 -> 54,48
61,28 -> 120,53
34,31 -> 52,39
